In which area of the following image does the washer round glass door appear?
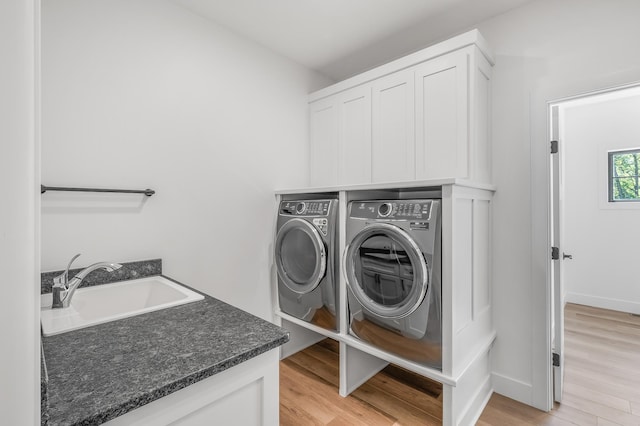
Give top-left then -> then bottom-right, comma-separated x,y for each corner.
345,223 -> 428,318
275,218 -> 326,294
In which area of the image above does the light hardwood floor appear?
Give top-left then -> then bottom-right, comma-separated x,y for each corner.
280,303 -> 640,425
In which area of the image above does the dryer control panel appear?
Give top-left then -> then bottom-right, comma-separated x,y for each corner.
280,200 -> 332,216
350,200 -> 435,221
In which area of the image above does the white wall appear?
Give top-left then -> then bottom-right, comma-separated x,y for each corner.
562,90 -> 640,313
472,0 -> 640,410
0,0 -> 40,424
39,0 -> 640,414
41,0 -> 331,319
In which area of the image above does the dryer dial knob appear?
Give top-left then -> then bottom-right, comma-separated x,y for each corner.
296,202 -> 306,214
378,203 -> 393,217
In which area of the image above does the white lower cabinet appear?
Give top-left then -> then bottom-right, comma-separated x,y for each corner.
104,350 -> 280,426
309,29 -> 493,187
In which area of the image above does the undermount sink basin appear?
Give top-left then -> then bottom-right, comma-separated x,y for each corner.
41,276 -> 204,336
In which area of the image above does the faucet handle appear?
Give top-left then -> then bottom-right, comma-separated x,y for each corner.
53,253 -> 82,288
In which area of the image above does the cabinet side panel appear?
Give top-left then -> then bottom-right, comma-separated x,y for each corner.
474,49 -> 492,183
473,200 -> 491,316
452,197 -> 473,334
451,187 -> 494,376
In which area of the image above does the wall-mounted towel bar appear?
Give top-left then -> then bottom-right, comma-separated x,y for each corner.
41,185 -> 155,196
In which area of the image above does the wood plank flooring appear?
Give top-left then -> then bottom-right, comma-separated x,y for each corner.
280,339 -> 443,425
280,303 -> 640,425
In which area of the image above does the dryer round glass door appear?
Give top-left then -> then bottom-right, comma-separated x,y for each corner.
345,223 -> 429,319
275,218 -> 327,294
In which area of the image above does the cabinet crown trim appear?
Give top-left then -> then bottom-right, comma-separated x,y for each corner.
309,29 -> 494,103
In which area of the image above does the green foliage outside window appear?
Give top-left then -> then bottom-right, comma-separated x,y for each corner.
609,149 -> 640,201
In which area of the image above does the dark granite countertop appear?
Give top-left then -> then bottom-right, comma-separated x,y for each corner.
41,275 -> 288,426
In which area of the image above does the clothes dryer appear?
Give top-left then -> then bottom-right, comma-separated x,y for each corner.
275,199 -> 338,331
344,199 -> 442,369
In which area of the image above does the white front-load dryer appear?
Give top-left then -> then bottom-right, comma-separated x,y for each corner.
275,199 -> 338,331
344,199 -> 442,369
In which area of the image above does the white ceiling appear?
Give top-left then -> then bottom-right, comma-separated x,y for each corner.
174,0 -> 536,81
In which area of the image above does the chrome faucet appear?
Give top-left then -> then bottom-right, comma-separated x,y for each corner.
51,253 -> 122,309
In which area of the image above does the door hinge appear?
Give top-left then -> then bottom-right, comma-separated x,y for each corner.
551,246 -> 560,260
552,352 -> 560,367
551,140 -> 559,154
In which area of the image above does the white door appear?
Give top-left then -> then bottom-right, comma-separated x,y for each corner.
550,104 -> 565,403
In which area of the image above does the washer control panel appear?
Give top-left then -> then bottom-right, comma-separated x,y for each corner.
350,200 -> 434,220
280,200 -> 332,216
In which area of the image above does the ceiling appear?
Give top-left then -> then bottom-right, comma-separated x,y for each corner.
174,0 -> 536,81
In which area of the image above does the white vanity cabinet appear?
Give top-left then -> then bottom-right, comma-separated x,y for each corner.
308,29 -> 494,187
104,350 -> 280,426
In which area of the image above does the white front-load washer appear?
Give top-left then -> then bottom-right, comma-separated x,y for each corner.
275,199 -> 338,331
344,199 -> 442,369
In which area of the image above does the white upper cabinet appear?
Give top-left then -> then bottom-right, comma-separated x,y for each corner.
309,98 -> 339,187
415,49 -> 469,180
338,86 -> 372,185
309,29 -> 494,187
309,86 -> 371,187
371,70 -> 415,183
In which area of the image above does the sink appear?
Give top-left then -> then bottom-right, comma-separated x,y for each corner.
41,276 -> 204,336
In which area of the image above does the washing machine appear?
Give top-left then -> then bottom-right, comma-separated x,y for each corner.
344,199 -> 442,369
275,199 -> 338,331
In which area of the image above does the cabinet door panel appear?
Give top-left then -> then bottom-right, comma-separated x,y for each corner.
338,86 -> 372,185
372,71 -> 415,183
309,99 -> 339,187
415,51 -> 469,180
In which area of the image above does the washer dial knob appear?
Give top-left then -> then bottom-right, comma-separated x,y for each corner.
296,202 -> 306,214
378,203 -> 393,217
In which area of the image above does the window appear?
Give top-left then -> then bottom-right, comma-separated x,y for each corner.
609,148 -> 640,202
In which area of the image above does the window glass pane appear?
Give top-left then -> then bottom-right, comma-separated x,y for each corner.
611,177 -> 639,200
612,153 -> 639,177
609,149 -> 640,202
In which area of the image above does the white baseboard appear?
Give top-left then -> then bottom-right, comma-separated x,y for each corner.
491,372 -> 533,406
565,292 -> 640,315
